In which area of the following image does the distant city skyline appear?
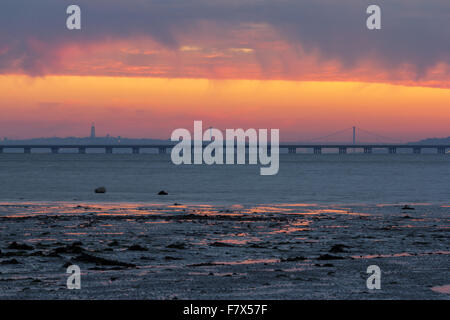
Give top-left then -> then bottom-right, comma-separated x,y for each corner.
2,122 -> 449,145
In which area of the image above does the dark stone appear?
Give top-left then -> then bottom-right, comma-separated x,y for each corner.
402,205 -> 415,210
95,187 -> 106,193
158,190 -> 168,195
7,242 -> 34,251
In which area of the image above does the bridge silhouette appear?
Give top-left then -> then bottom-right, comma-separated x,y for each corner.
300,126 -> 404,144
0,127 -> 448,154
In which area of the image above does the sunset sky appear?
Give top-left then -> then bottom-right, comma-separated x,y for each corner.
1,0 -> 449,141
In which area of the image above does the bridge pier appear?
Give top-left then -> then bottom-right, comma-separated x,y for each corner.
0,143 -> 447,155
388,147 -> 397,154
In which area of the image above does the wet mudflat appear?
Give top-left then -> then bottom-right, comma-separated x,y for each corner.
0,202 -> 448,299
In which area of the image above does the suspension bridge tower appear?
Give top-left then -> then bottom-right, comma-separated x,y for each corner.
353,126 -> 356,145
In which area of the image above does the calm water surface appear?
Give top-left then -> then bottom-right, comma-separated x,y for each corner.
0,154 -> 448,205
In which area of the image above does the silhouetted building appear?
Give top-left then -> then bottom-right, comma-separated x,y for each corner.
90,123 -> 96,139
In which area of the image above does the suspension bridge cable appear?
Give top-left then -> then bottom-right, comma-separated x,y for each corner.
305,127 -> 353,142
356,127 -> 404,143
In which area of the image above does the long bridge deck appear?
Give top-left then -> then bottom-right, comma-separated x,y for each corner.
0,144 -> 448,154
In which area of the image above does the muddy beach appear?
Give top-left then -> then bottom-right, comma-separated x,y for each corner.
0,202 -> 448,299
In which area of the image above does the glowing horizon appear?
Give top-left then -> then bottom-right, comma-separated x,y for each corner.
1,74 -> 449,142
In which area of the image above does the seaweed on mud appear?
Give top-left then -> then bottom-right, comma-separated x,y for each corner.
328,244 -> 350,253
127,244 -> 148,251
1,258 -> 21,265
73,252 -> 136,268
210,242 -> 236,247
317,254 -> 345,260
280,256 -> 307,262
7,242 -> 34,251
166,242 -> 188,249
51,242 -> 85,255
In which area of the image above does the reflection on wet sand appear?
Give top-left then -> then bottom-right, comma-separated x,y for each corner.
431,285 -> 450,294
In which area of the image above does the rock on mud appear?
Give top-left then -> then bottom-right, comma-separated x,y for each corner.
95,187 -> 106,193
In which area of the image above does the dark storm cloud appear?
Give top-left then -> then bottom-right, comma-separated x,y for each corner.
0,0 -> 449,76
